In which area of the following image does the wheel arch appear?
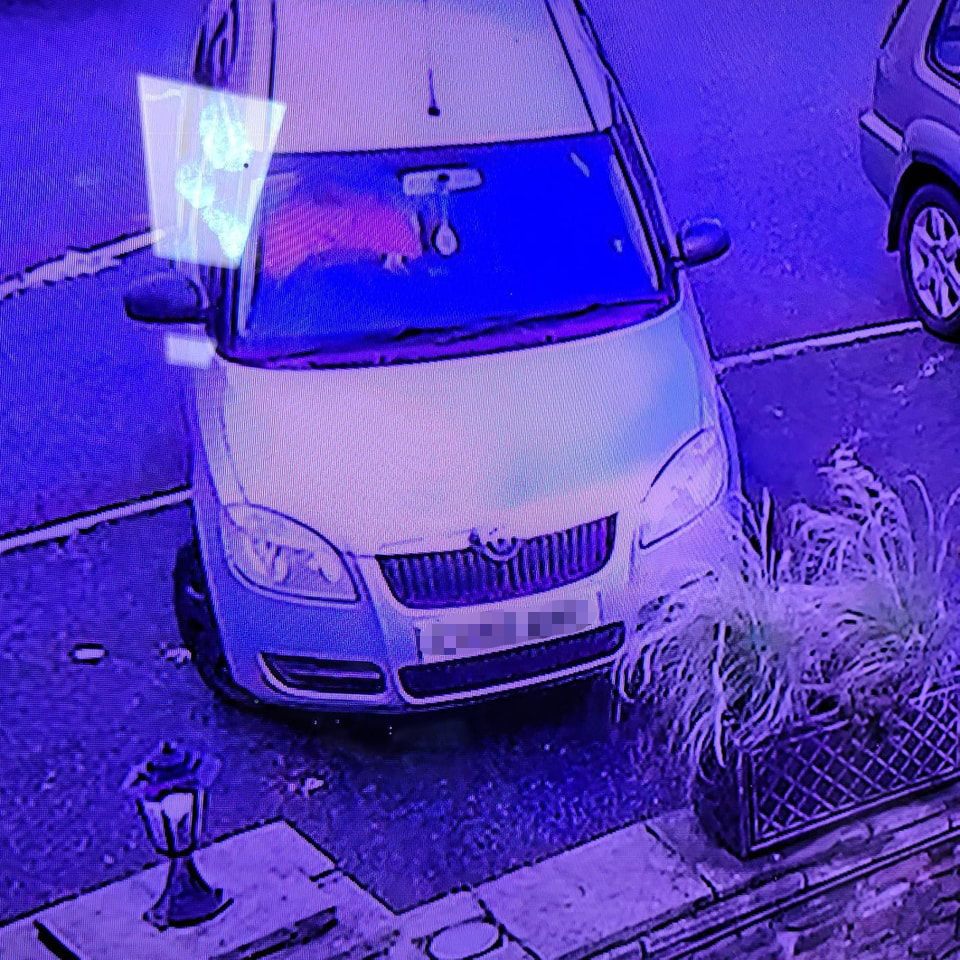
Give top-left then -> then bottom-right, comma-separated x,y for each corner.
888,159 -> 960,251
889,118 -> 960,250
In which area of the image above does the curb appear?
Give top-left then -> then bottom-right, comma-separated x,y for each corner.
388,782 -> 960,960
4,786 -> 960,959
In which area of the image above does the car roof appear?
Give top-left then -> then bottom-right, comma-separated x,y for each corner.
267,0 -> 610,153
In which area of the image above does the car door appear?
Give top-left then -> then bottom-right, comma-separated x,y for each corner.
900,0 -> 960,148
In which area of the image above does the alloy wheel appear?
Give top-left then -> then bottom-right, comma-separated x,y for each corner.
907,205 -> 960,321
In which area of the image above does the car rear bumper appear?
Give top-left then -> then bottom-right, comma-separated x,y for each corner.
859,108 -> 903,205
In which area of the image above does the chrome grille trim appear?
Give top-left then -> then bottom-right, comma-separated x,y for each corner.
376,515 -> 616,609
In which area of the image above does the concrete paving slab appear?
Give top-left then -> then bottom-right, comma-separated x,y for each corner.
475,823 -> 712,960
396,891 -> 487,942
281,872 -> 398,959
33,821 -> 339,960
0,916 -> 56,958
387,894 -> 499,960
645,808 -> 768,896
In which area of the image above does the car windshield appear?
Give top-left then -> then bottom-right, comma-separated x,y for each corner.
229,132 -> 665,364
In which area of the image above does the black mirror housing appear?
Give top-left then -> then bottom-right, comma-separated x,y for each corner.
677,218 -> 731,266
124,272 -> 207,324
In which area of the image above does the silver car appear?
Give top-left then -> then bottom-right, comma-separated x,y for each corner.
127,0 -> 739,714
860,0 -> 960,337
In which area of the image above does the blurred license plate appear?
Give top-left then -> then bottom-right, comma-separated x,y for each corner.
417,595 -> 598,663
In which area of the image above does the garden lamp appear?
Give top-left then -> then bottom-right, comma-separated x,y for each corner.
123,741 -> 232,929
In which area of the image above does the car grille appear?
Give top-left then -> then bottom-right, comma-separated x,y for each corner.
376,515 -> 616,609
398,622 -> 624,699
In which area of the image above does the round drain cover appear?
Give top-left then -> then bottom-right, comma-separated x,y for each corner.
427,919 -> 500,960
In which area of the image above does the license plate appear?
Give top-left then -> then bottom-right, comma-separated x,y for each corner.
416,595 -> 598,663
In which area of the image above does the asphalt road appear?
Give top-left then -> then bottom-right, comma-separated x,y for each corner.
0,0 -> 197,272
0,255 -> 188,534
3,0 -> 960,929
589,0 -> 909,354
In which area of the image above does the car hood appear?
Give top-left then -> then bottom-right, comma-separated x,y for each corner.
207,305 -> 715,554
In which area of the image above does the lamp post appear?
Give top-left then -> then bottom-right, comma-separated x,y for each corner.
123,741 -> 233,930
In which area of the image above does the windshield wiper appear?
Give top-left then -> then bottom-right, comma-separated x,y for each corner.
244,298 -> 670,369
420,297 -> 669,345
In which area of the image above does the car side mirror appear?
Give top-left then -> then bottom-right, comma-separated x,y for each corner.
677,218 -> 730,266
123,272 -> 207,323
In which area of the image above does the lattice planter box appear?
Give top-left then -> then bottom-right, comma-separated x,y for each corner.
693,682 -> 960,859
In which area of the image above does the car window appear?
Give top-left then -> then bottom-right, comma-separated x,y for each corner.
228,132 -> 667,363
199,263 -> 235,340
609,89 -> 671,263
932,0 -> 960,74
193,0 -> 240,87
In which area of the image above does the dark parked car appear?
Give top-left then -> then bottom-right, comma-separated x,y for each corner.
861,0 -> 960,337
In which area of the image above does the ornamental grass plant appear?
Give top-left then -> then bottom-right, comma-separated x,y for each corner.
613,442 -> 960,786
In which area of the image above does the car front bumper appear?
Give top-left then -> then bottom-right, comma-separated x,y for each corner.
191,447 -> 735,713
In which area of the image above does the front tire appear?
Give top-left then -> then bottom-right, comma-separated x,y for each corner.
899,183 -> 960,340
173,538 -> 263,710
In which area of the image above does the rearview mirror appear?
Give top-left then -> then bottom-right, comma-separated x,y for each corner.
123,272 -> 207,323
677,218 -> 730,266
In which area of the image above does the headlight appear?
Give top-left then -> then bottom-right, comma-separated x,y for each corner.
638,427 -> 726,547
220,504 -> 359,602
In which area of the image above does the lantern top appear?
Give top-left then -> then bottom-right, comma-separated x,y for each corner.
123,741 -> 221,800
